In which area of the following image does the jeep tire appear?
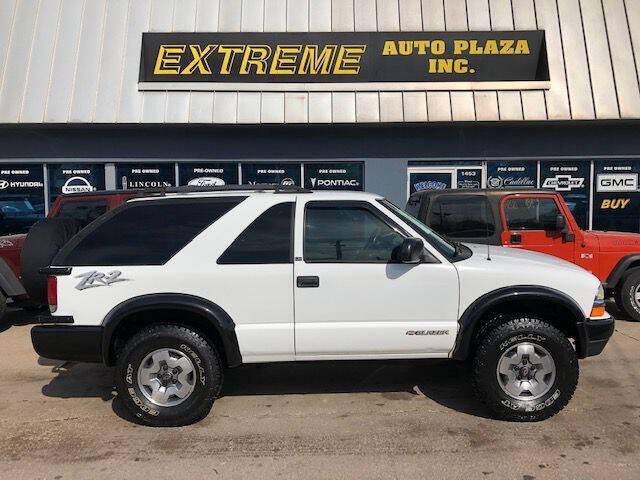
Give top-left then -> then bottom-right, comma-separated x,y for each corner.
472,315 -> 578,421
115,324 -> 223,427
21,217 -> 82,305
615,268 -> 640,322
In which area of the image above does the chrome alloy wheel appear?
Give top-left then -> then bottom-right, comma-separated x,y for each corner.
496,342 -> 556,400
634,285 -> 640,309
137,348 -> 196,407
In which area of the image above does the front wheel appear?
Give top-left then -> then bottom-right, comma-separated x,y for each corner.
615,268 -> 640,322
115,324 -> 223,427
472,315 -> 578,421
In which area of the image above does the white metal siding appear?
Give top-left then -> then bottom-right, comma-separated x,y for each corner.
1,0 -> 639,124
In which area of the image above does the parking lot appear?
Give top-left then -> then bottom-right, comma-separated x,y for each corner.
0,307 -> 639,479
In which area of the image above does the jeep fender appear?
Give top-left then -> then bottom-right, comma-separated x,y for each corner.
604,254 -> 640,289
101,293 -> 242,367
451,286 -> 585,361
0,257 -> 27,298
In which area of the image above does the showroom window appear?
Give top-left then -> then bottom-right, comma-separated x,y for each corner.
217,202 -> 293,264
429,195 -> 495,238
504,197 -> 561,231
304,202 -> 405,263
56,197 -> 245,266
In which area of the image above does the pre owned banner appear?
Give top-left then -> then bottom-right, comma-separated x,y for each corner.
116,164 -> 176,189
0,164 -> 45,235
178,163 -> 239,186
242,163 -> 301,186
48,163 -> 105,205
304,163 -> 364,191
139,31 -> 549,91
487,161 -> 537,189
540,162 -> 590,229
593,160 -> 640,233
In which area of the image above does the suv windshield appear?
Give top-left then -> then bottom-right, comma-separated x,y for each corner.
378,199 -> 457,259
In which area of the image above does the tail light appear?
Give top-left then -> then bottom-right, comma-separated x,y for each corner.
47,276 -> 58,313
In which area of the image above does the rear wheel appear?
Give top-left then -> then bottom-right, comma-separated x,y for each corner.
615,268 -> 640,322
115,324 -> 223,427
472,315 -> 578,421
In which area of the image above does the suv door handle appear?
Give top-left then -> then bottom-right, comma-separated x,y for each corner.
297,276 -> 319,288
510,233 -> 522,244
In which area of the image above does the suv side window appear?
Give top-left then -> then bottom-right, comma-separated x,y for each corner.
55,197 -> 245,266
304,202 -> 405,263
56,199 -> 109,227
217,202 -> 293,264
504,197 -> 560,231
430,196 -> 495,238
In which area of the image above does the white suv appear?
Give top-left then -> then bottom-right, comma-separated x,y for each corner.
31,185 -> 613,426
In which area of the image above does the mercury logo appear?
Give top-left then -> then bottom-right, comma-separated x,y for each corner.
62,176 -> 96,194
280,178 -> 295,186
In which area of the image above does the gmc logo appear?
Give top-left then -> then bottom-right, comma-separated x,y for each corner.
597,173 -> 638,192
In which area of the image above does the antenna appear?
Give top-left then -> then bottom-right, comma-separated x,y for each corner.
485,198 -> 492,261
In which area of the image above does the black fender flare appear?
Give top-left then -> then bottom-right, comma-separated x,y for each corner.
0,257 -> 26,298
603,254 -> 640,289
101,293 -> 242,367
451,285 -> 585,361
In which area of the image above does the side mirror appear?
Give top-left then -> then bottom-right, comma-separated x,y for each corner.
398,237 -> 424,264
555,214 -> 566,232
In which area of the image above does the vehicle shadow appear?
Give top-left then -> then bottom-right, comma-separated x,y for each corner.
0,306 -> 47,333
40,357 -> 493,422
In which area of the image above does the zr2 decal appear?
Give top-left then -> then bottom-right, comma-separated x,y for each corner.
75,270 -> 129,291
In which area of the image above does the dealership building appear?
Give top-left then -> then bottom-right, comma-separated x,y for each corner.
1,0 -> 640,233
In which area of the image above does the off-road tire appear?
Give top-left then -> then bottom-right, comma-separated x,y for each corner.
115,324 -> 223,427
472,315 -> 579,422
615,268 -> 640,322
20,218 -> 82,304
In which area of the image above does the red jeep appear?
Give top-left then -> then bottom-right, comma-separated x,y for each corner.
0,191 -> 136,315
407,189 -> 640,321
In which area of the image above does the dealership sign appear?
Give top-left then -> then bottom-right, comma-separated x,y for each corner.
139,31 -> 549,92
179,163 -> 239,187
596,173 -> 638,192
48,163 -> 105,205
304,163 -> 363,191
116,164 -> 176,189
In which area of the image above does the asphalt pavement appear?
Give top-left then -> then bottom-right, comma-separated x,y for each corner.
1,307 -> 639,479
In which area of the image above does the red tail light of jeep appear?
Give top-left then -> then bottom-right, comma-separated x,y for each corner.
47,276 -> 58,313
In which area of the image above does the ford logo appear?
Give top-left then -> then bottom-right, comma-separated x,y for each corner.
187,177 -> 226,187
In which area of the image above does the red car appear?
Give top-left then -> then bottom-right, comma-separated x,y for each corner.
0,191 -> 136,314
408,189 -> 640,321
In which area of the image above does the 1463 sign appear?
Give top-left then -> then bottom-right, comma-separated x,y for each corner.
139,31 -> 549,92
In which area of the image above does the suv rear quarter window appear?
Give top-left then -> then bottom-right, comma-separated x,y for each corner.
54,197 -> 245,266
217,202 -> 294,264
